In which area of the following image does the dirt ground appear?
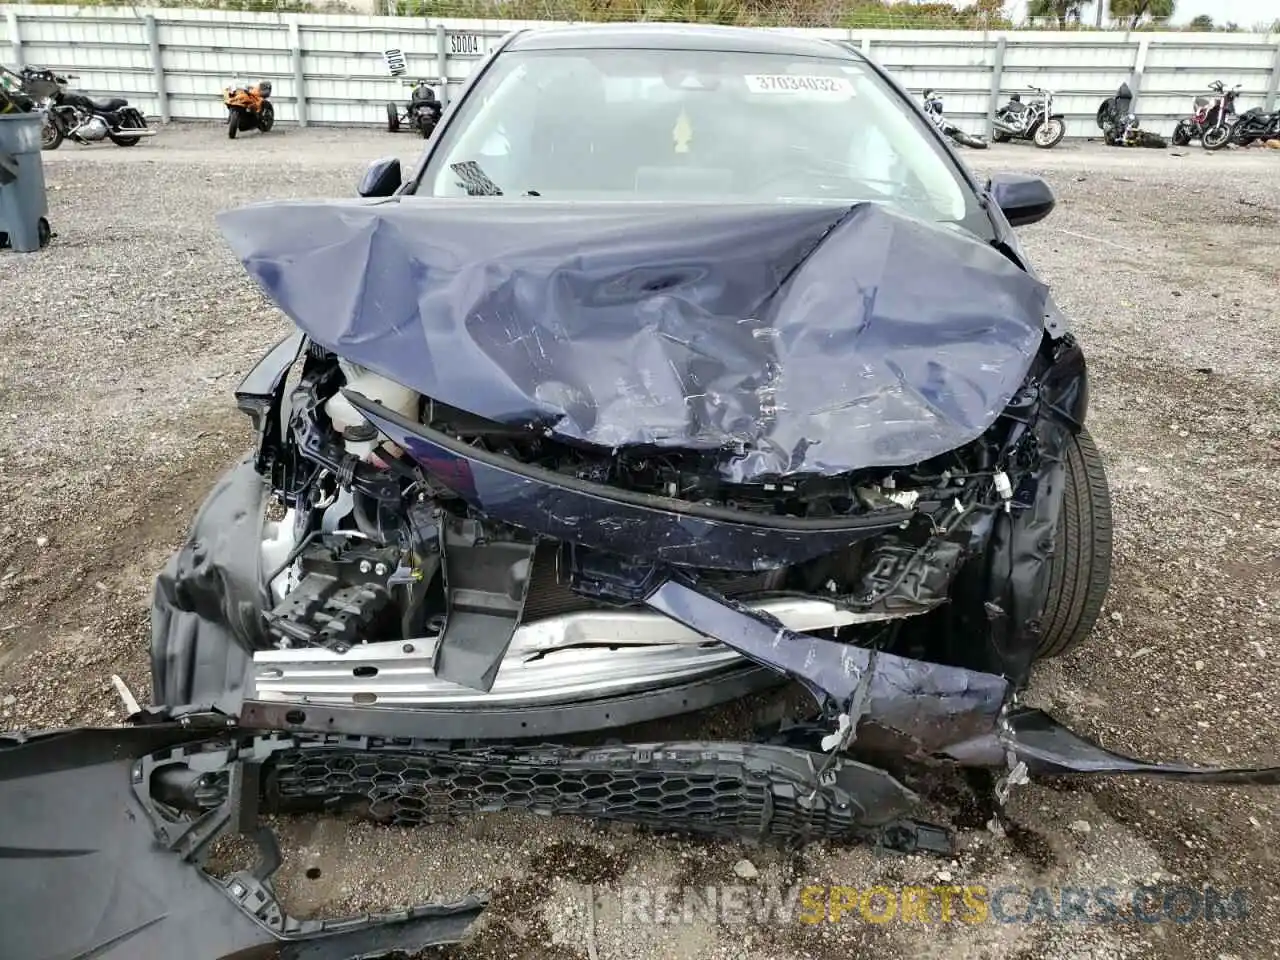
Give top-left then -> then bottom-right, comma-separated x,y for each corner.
1,125 -> 1278,960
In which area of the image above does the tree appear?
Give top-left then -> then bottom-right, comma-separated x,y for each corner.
1187,13 -> 1213,30
1027,0 -> 1085,28
1108,0 -> 1175,27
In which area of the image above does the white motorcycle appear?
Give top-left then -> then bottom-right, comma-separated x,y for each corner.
923,90 -> 988,149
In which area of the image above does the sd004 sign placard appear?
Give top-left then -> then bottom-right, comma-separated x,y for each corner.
448,34 -> 484,56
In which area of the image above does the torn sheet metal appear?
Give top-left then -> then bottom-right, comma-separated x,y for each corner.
644,576 -> 1009,754
0,725 -> 484,960
220,197 -> 1049,480
946,708 -> 1280,784
349,392 -> 911,571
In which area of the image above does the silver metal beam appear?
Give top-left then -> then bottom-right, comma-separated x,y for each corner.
986,35 -> 1007,140
253,598 -> 903,708
145,15 -> 168,123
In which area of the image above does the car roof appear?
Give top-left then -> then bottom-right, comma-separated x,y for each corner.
503,22 -> 864,60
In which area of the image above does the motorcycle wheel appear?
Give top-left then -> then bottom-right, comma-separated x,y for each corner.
1171,123 -> 1191,147
1202,124 -> 1232,151
258,101 -> 275,133
227,108 -> 240,139
40,116 -> 64,150
1033,118 -> 1066,149
108,112 -> 145,148
419,116 -> 436,139
1096,99 -> 1113,131
992,130 -> 1011,143
386,102 -> 400,133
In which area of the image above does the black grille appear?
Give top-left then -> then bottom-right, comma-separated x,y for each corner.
519,542 -> 779,624
265,743 -> 866,841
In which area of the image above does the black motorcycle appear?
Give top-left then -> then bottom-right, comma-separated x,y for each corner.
1096,82 -> 1166,148
13,66 -> 153,150
1231,106 -> 1280,146
992,85 -> 1066,149
386,81 -> 442,139
922,89 -> 987,149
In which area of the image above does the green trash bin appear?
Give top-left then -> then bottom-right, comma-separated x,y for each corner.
0,111 -> 52,253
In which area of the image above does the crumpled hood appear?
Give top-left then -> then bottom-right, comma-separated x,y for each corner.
219,197 -> 1048,481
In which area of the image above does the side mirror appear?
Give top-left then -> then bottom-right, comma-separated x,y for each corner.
986,173 -> 1055,227
358,157 -> 402,198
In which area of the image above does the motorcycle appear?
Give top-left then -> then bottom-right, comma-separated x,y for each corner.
1095,82 -> 1166,149
1231,105 -> 1280,147
7,65 -> 153,150
386,80 -> 442,139
0,65 -> 37,114
224,81 -> 274,139
1171,81 -> 1235,147
1195,81 -> 1241,151
922,89 -> 987,149
992,85 -> 1066,149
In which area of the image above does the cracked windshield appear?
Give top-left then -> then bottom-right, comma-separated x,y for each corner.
417,48 -> 971,224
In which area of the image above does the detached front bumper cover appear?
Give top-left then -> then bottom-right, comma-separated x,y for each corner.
5,696 -> 1279,960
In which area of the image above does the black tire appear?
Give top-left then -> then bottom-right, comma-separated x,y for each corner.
1095,99 -> 1112,131
227,109 -> 240,139
40,115 -> 64,150
419,116 -> 436,139
1171,123 -> 1191,147
1202,124 -> 1232,151
1033,118 -> 1066,149
37,217 -> 51,249
108,112 -> 144,147
386,102 -> 400,132
993,130 -> 1011,143
258,101 -> 275,133
1037,427 -> 1113,660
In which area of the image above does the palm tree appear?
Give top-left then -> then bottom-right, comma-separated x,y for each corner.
1027,0 -> 1085,29
1109,0 -> 1176,27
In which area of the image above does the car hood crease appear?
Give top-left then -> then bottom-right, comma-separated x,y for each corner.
219,197 -> 1050,481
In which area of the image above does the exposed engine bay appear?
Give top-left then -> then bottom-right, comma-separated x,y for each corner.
240,327 -> 1071,717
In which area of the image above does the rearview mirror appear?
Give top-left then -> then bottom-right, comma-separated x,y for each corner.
358,157 -> 402,198
986,173 -> 1055,227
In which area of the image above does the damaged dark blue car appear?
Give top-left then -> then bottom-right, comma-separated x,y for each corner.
7,24 -> 1279,960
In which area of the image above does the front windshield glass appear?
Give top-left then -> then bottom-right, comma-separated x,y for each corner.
414,48 -> 978,227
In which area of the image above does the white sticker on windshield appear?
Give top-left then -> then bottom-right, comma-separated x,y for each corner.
745,74 -> 856,98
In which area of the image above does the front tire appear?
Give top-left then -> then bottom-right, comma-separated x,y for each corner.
258,101 -> 275,133
227,108 -> 240,139
1033,118 -> 1066,149
1037,427 -> 1113,660
386,102 -> 400,132
1171,122 -> 1192,147
40,115 -> 64,150
1095,100 -> 1113,131
1202,124 -> 1232,150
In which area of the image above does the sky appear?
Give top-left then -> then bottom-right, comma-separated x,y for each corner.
1006,0 -> 1278,27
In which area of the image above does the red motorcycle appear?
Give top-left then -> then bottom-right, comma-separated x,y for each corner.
1172,81 -> 1239,149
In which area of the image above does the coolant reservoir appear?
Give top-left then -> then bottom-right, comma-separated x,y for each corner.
325,361 -> 419,458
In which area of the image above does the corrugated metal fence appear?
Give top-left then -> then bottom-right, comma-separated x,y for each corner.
3,5 -> 1279,138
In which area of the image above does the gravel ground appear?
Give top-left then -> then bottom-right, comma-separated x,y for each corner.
1,125 -> 1279,960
